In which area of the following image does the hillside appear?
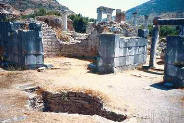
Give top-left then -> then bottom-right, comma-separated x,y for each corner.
126,0 -> 184,20
1,0 -> 70,12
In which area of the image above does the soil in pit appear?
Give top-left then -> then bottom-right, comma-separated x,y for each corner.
26,87 -> 127,122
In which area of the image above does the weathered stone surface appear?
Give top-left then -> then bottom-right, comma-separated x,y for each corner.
164,36 -> 184,88
41,22 -> 61,57
138,29 -> 149,38
97,34 -> 147,73
0,22 -> 44,69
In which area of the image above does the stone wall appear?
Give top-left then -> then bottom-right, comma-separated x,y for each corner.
60,31 -> 99,58
41,22 -> 99,58
164,36 -> 184,88
97,34 -> 147,73
0,22 -> 44,69
41,22 -> 61,57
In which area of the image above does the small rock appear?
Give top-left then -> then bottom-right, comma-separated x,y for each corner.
44,64 -> 54,69
37,67 -> 46,72
143,86 -> 151,90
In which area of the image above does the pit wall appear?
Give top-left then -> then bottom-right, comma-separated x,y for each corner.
98,34 -> 148,73
164,36 -> 184,88
0,22 -> 44,69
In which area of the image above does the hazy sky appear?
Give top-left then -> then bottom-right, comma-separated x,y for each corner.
58,0 -> 149,18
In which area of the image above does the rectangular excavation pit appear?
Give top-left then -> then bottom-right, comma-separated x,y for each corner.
27,87 -> 127,122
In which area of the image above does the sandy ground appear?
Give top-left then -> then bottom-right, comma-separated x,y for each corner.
0,57 -> 183,123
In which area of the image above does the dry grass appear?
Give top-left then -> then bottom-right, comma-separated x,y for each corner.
0,71 -> 36,89
0,72 -> 22,88
54,28 -> 70,42
181,97 -> 184,102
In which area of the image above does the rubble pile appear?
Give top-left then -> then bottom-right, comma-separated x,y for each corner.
157,38 -> 167,61
95,21 -> 137,36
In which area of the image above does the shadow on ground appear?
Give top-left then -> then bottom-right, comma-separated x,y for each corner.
139,66 -> 164,75
150,82 -> 176,91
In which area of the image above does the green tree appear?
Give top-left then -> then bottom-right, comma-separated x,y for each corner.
148,25 -> 179,37
69,14 -> 95,33
160,25 -> 179,37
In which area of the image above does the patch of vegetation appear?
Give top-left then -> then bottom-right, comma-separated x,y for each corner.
20,8 -> 61,19
148,25 -> 179,38
69,14 -> 95,33
160,25 -> 179,37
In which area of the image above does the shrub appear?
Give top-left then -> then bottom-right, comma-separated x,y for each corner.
148,25 -> 179,38
160,25 -> 179,37
20,8 -> 61,19
69,14 -> 95,33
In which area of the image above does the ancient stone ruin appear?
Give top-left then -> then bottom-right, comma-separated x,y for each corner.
97,34 -> 147,73
150,18 -> 184,88
0,6 -> 149,71
165,36 -> 184,87
115,9 -> 126,23
0,22 -> 44,69
97,6 -> 115,23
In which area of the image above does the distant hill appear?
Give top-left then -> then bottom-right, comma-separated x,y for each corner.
1,0 -> 70,12
126,0 -> 184,21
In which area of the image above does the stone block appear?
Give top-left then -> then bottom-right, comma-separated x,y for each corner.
166,36 -> 184,64
126,47 -> 135,56
25,55 -> 37,65
126,56 -> 134,65
29,23 -> 42,31
138,29 -> 149,38
165,64 -> 178,77
137,38 -> 147,46
138,46 -> 145,54
98,34 -> 148,73
177,67 -> 184,80
119,38 -> 127,48
99,34 -> 115,58
114,57 -> 126,67
126,38 -> 137,47
134,54 -> 145,65
116,47 -> 127,57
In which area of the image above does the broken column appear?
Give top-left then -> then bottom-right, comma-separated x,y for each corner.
62,11 -> 68,31
149,17 -> 160,68
179,25 -> 184,36
138,15 -> 149,38
97,9 -> 102,23
116,9 -> 121,23
115,9 -> 125,23
107,13 -> 112,22
143,15 -> 149,30
132,12 -> 137,26
132,12 -> 138,34
97,6 -> 115,23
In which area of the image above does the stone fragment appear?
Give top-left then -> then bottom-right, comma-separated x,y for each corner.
37,67 -> 46,72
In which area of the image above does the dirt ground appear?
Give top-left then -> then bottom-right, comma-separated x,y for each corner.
0,57 -> 183,123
